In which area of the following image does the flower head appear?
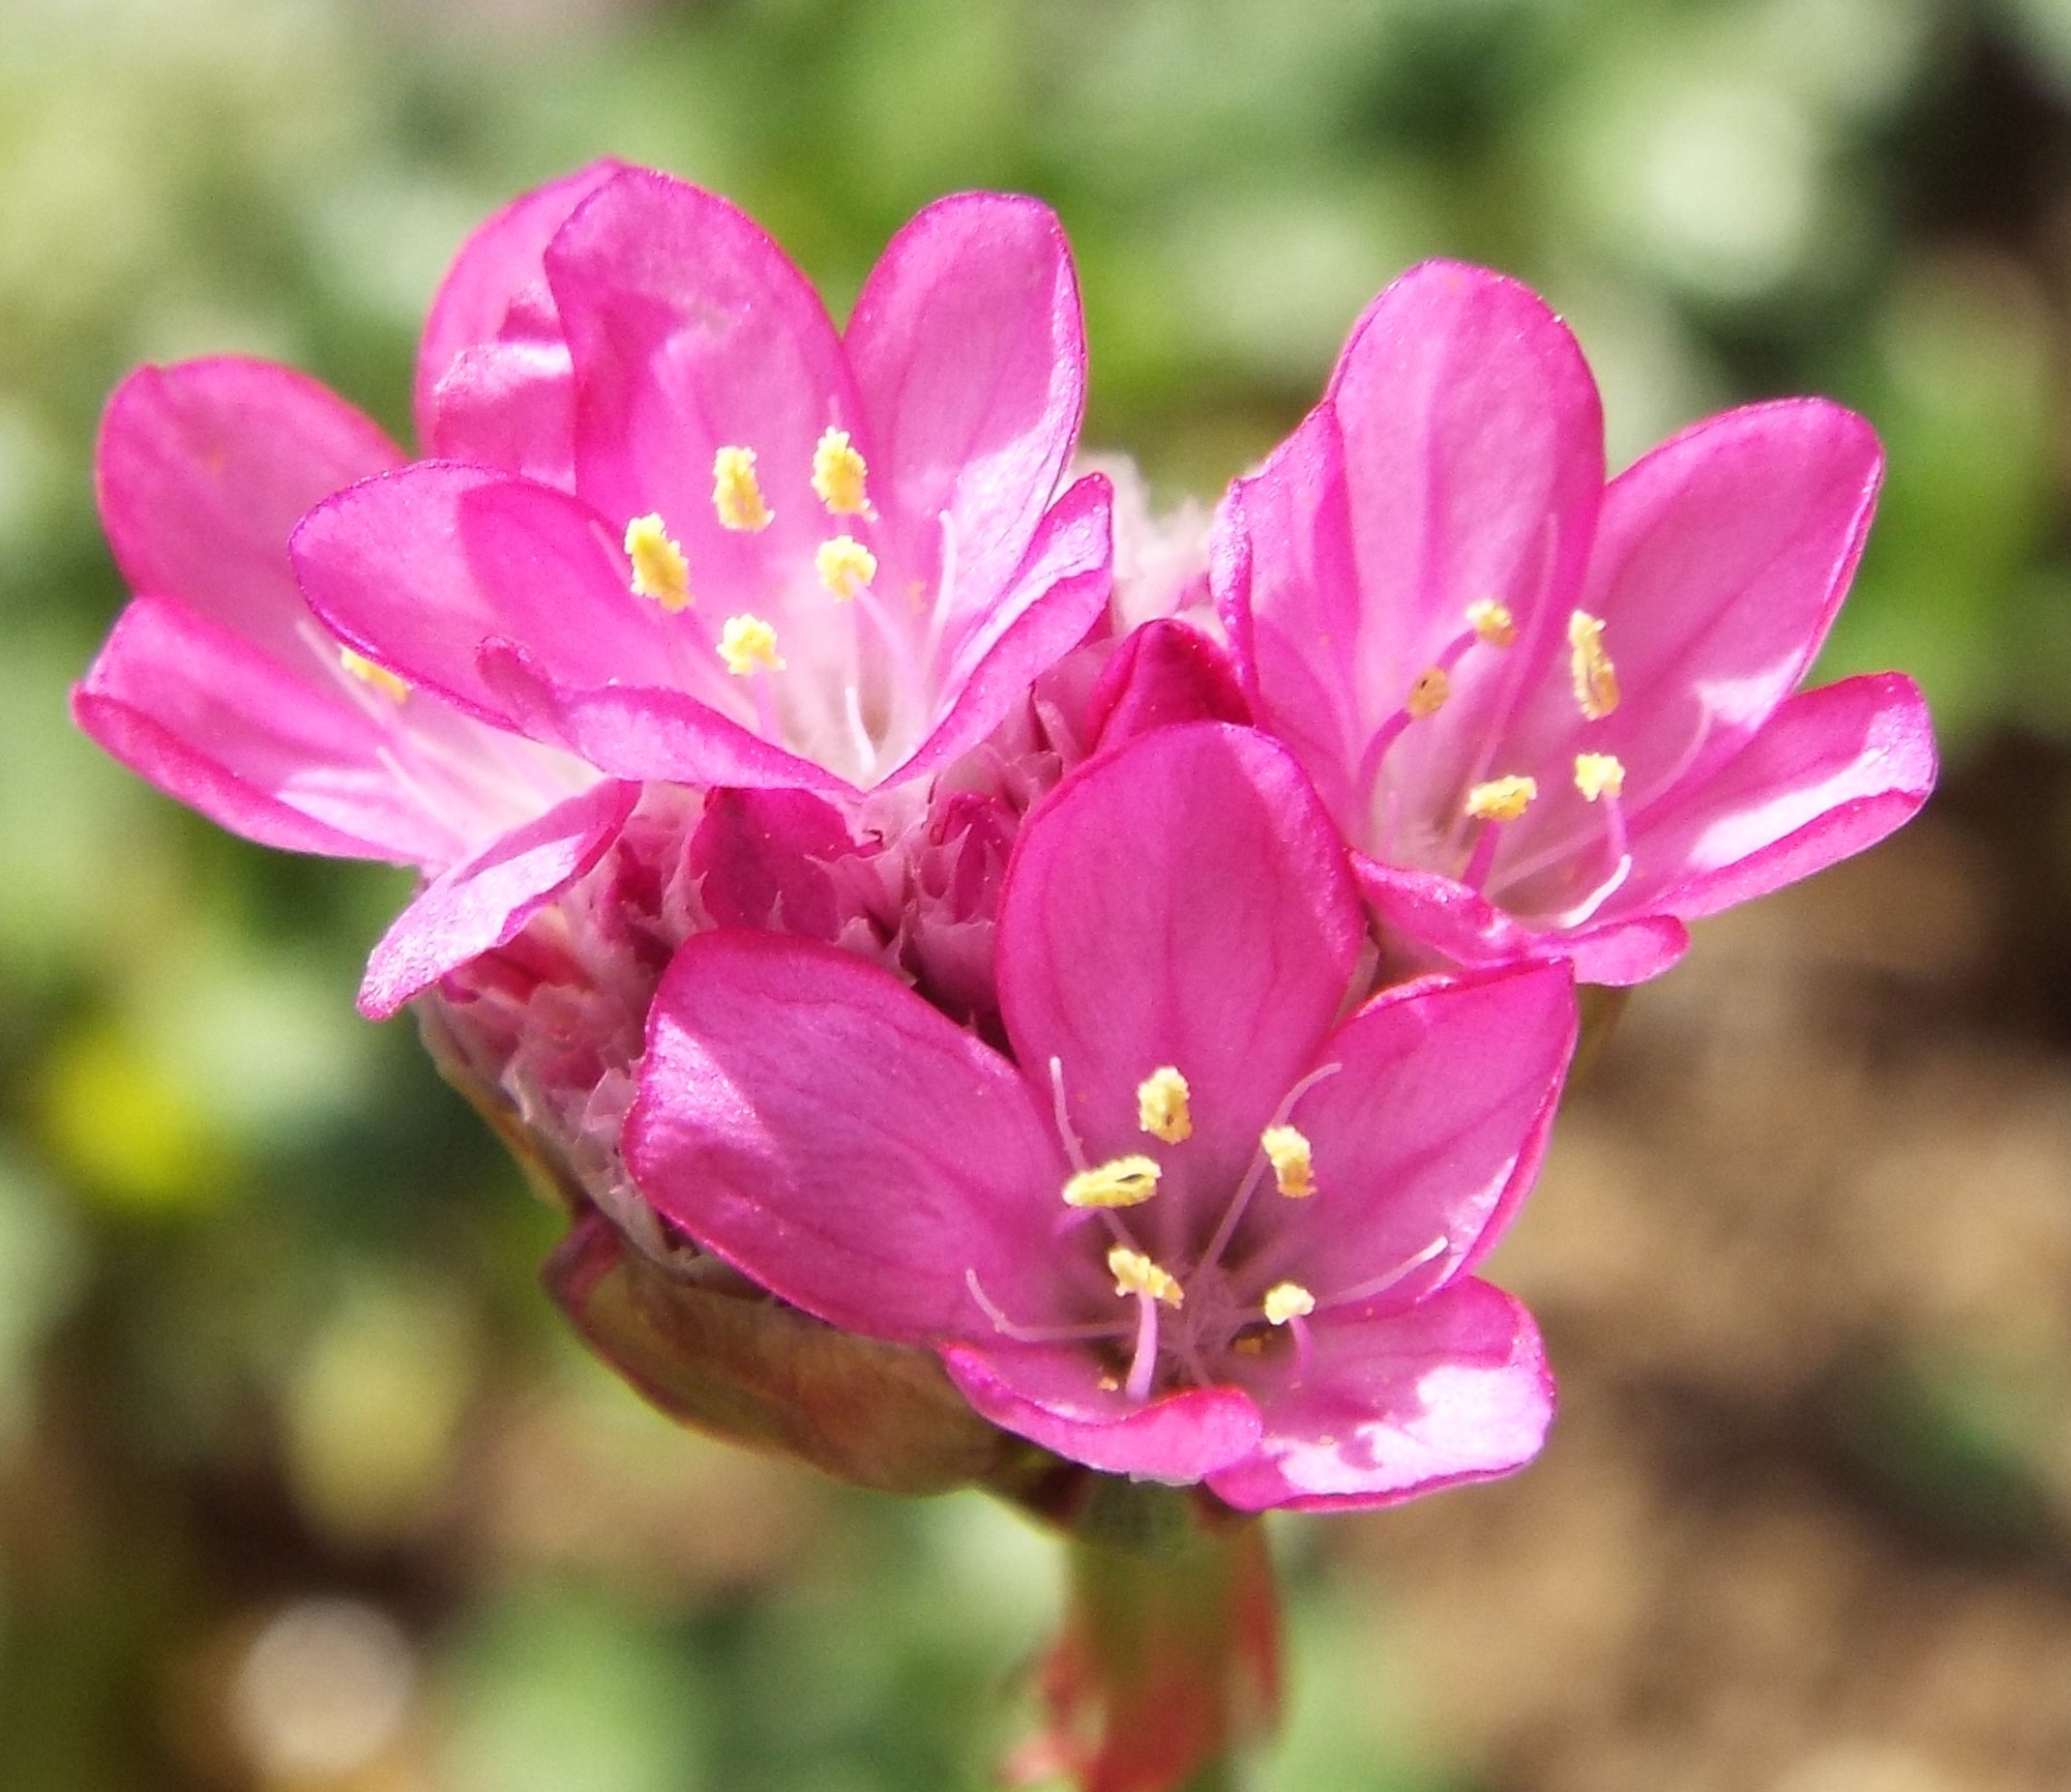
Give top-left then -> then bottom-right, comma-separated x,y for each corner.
291,169 -> 1114,801
627,724 -> 1575,1510
1212,260 -> 1937,984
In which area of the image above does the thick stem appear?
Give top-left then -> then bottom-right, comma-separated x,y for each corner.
1005,1484 -> 1280,1792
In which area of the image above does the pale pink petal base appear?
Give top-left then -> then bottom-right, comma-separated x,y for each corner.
1207,1280 -> 1553,1513
360,778 -> 638,1018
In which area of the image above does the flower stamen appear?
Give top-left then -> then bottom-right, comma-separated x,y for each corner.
1136,1066 -> 1193,1143
339,647 -> 408,703
1567,610 -> 1619,720
624,514 -> 693,611
1064,1156 -> 1163,1210
811,426 -> 873,516
815,535 -> 877,602
1260,1125 -> 1316,1198
1461,775 -> 1536,891
1360,601 -> 1519,793
712,445 -> 774,532
718,613 -> 784,676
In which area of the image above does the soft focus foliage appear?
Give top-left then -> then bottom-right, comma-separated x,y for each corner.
5,1 -> 2071,1788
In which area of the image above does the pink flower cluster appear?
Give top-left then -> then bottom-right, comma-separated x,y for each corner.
76,163 -> 1936,1513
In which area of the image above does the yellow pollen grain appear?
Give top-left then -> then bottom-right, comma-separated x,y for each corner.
339,648 -> 408,702
1136,1066 -> 1193,1144
811,427 -> 872,515
624,514 -> 692,612
1063,1155 -> 1163,1209
718,613 -> 784,676
712,445 -> 773,532
815,535 -> 878,602
1109,1245 -> 1184,1307
1260,1124 -> 1316,1199
1406,665 -> 1451,719
1574,751 -> 1626,803
1568,610 -> 1620,720
1262,1281 -> 1316,1325
1467,599 -> 1518,648
1465,776 -> 1537,824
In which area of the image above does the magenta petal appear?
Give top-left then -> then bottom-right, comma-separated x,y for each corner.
429,338 -> 583,488
1207,1280 -> 1553,1513
480,641 -> 853,795
97,359 -> 401,672
1265,964 -> 1577,1301
73,595 -> 446,865
626,933 -> 1080,1341
891,473 -> 1113,785
1354,856 -> 1693,985
547,168 -> 857,593
997,723 -> 1365,1195
687,787 -> 862,938
359,778 -> 636,1019
942,1341 -> 1263,1483
414,159 -> 626,449
1084,618 -> 1252,752
292,462 -> 684,731
846,192 -> 1086,617
1496,399 -> 1885,867
1625,670 -> 1938,922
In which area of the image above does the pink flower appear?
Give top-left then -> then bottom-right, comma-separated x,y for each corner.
625,723 -> 1575,1510
1212,261 -> 1938,984
73,162 -> 647,1019
289,168 -> 1113,807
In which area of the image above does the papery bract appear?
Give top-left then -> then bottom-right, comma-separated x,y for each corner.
627,723 -> 1574,1510
1213,260 -> 1938,984
291,169 -> 1114,804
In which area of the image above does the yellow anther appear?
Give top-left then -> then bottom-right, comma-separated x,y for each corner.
1405,665 -> 1451,719
1467,599 -> 1518,648
811,426 -> 872,515
1109,1245 -> 1184,1307
1464,776 -> 1538,824
624,514 -> 693,612
712,445 -> 773,532
1063,1155 -> 1163,1209
1567,609 -> 1620,720
1262,1281 -> 1317,1325
1136,1067 -> 1193,1144
718,613 -> 784,676
1260,1125 -> 1316,1199
1574,751 -> 1626,803
814,535 -> 878,602
340,647 -> 408,702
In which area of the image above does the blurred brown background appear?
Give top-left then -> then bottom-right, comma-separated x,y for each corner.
3,1 -> 2071,1787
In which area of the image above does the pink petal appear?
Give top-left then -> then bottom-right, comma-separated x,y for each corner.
1206,1279 -> 1553,1513
996,723 -> 1366,1235
625,933 -> 1085,1341
890,472 -> 1113,785
358,778 -> 636,1019
1260,964 -> 1577,1303
414,159 -> 626,451
845,192 -> 1086,623
941,1340 -> 1263,1483
1084,617 -> 1252,752
547,167 -> 859,602
72,594 -> 449,865
687,787 -> 865,938
1354,857 -> 1693,985
1621,670 -> 1937,922
429,338 -> 584,488
1220,262 -> 1605,839
292,462 -> 693,731
97,358 -> 402,674
1494,399 -> 1885,883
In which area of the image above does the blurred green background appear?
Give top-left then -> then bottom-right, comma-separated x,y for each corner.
7,1 -> 2071,1788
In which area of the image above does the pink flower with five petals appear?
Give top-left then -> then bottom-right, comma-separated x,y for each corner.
626,723 -> 1575,1510
290,168 -> 1113,818
1212,260 -> 1938,985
